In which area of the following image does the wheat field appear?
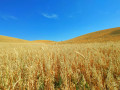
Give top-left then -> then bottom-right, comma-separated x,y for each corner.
0,42 -> 120,90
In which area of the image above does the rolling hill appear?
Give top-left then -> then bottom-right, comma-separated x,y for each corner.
0,35 -> 29,43
60,27 -> 120,43
31,40 -> 55,43
0,27 -> 120,43
0,35 -> 55,43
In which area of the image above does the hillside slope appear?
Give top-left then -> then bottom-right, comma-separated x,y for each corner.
0,35 -> 29,43
0,35 -> 55,43
31,40 -> 55,43
60,27 -> 120,43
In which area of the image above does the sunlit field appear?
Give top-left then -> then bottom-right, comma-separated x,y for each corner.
0,42 -> 120,90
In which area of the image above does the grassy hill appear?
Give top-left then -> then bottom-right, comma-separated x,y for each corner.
60,27 -> 120,43
1,27 -> 120,44
32,40 -> 55,43
0,35 -> 29,43
0,35 -> 55,43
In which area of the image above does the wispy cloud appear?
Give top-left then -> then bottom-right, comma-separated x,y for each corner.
0,15 -> 18,21
68,15 -> 74,18
42,13 -> 58,19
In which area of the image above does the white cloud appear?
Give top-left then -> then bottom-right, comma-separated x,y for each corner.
68,15 -> 73,18
8,16 -> 17,20
42,13 -> 58,19
0,15 -> 17,21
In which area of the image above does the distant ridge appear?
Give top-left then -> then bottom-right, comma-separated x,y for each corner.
0,35 -> 55,43
0,35 -> 29,43
60,27 -> 120,43
1,27 -> 120,43
32,40 -> 55,43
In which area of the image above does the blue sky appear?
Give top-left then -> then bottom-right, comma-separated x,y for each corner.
0,0 -> 120,41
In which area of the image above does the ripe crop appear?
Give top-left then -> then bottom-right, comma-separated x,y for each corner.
0,42 -> 120,90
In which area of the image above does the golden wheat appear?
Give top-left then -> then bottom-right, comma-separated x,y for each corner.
0,42 -> 120,90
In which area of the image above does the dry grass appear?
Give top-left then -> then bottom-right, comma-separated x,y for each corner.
0,42 -> 120,90
60,27 -> 120,43
0,35 -> 29,43
32,40 -> 56,43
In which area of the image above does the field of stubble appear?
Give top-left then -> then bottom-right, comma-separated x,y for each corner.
0,42 -> 120,90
